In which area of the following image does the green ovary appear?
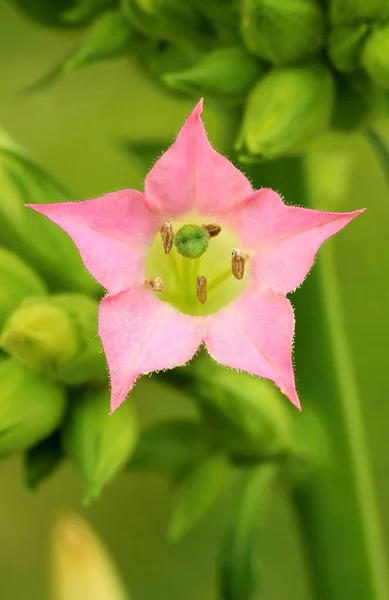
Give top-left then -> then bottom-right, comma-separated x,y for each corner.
145,214 -> 249,316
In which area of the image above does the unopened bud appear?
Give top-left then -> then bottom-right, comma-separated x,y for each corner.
63,9 -> 136,73
330,0 -> 389,25
0,359 -> 66,456
122,0 -> 209,48
51,514 -> 129,600
329,24 -> 371,73
0,247 -> 46,328
163,48 -> 263,104
64,388 -> 138,502
362,25 -> 389,91
0,294 -> 106,385
237,65 -> 334,160
241,0 -> 325,65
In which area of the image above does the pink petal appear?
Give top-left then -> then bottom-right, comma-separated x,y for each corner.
145,99 -> 252,217
232,189 -> 364,294
204,290 -> 300,408
28,190 -> 160,294
99,288 -> 203,412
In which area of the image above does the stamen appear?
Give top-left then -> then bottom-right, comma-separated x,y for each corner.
231,249 -> 246,280
202,223 -> 222,238
196,275 -> 207,304
145,277 -> 164,292
160,221 -> 174,254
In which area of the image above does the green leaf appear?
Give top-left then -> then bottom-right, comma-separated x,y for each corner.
220,464 -> 279,600
0,136 -> 99,295
168,457 -> 229,541
24,432 -> 64,490
128,420 -> 212,473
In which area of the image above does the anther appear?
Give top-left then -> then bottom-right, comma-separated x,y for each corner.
145,277 -> 164,292
202,223 -> 222,238
231,249 -> 246,280
196,275 -> 207,304
160,221 -> 174,254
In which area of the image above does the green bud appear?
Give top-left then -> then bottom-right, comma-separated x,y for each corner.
188,357 -> 292,460
330,0 -> 389,25
64,388 -> 138,502
238,65 -> 334,160
63,9 -> 137,73
0,294 -> 106,385
10,0 -> 113,28
0,130 -> 99,295
24,432 -> 64,491
163,48 -> 263,104
0,247 -> 46,329
241,0 -> 325,65
362,25 -> 389,91
174,224 -> 210,258
122,0 -> 210,48
329,24 -> 371,73
0,358 -> 66,456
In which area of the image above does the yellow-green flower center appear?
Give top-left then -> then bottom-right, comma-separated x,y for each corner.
145,214 -> 249,316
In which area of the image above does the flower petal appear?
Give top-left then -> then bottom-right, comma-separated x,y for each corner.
145,99 -> 252,217
98,288 -> 203,412
232,189 -> 364,294
204,290 -> 300,408
28,190 -> 160,294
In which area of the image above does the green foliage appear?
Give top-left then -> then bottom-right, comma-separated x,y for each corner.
0,132 -> 99,294
128,420 -> 212,473
220,464 -> 279,600
328,24 -> 371,73
24,432 -> 64,490
241,0 -> 325,66
163,48 -> 264,105
64,388 -> 138,502
0,358 -> 66,456
329,0 -> 389,25
0,294 -> 106,386
362,25 -> 389,91
238,64 -> 335,160
11,0 -> 115,28
168,457 -> 229,541
0,247 -> 47,329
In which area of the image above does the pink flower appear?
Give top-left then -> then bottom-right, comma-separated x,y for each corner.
28,100 -> 363,412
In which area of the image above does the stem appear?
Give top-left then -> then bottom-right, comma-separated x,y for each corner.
366,126 -> 389,190
248,159 -> 388,600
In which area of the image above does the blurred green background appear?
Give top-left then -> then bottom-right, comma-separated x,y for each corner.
1,2 -> 389,599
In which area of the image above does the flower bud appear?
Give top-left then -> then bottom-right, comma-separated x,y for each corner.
0,358 -> 66,456
64,388 -> 138,502
0,247 -> 46,328
0,294 -> 106,385
0,130 -> 99,295
328,24 -> 371,73
241,0 -> 325,65
330,0 -> 389,25
63,9 -> 137,73
163,48 -> 263,104
189,357 -> 292,460
237,65 -> 334,160
51,514 -> 128,600
122,0 -> 209,48
362,25 -> 389,91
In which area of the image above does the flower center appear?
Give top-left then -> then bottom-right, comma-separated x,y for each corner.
145,214 -> 249,316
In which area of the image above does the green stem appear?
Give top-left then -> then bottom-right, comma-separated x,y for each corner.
366,126 -> 389,190
248,159 -> 388,600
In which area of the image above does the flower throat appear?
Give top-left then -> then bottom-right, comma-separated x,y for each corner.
145,216 -> 249,316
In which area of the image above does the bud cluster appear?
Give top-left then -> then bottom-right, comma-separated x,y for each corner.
12,0 -> 389,161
